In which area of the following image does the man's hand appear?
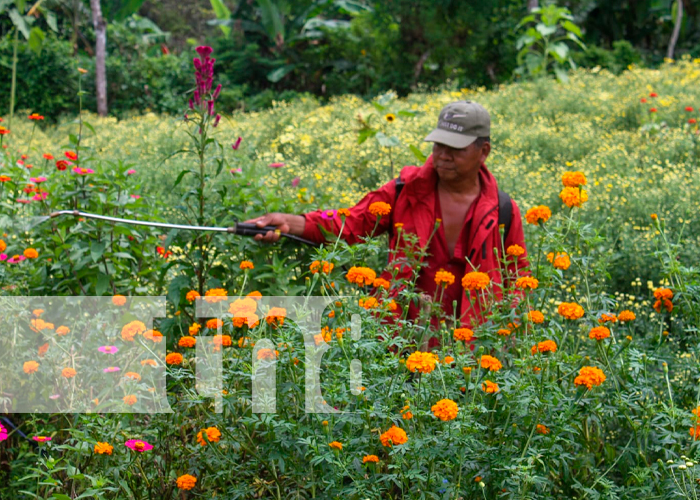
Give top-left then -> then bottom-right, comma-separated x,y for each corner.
243,213 -> 305,243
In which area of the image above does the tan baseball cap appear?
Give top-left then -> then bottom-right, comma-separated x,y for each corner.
424,101 -> 490,149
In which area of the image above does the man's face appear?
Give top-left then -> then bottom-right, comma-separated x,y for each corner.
432,140 -> 490,183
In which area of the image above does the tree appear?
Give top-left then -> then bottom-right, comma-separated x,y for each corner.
89,0 -> 107,116
667,0 -> 683,60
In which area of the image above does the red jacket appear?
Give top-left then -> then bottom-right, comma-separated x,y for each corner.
301,155 -> 529,335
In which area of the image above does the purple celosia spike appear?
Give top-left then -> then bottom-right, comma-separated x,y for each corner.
208,100 -> 215,116
188,99 -> 194,110
213,84 -> 222,100
193,58 -> 202,70
196,46 -> 213,58
194,90 -> 200,106
232,137 -> 242,150
213,114 -> 221,127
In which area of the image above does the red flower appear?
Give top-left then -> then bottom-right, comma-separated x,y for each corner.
28,113 -> 44,121
65,151 -> 78,161
686,106 -> 694,112
156,246 -> 172,259
56,160 -> 69,171
649,92 -> 658,98
640,98 -> 647,103
43,153 -> 54,160
649,108 -> 657,113
690,118 -> 697,125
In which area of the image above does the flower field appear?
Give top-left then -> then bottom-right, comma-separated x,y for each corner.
1,51 -> 700,498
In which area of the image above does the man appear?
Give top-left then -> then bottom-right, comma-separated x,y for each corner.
246,101 -> 529,336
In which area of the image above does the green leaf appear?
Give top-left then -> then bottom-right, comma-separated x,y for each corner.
210,0 -> 232,36
82,121 -> 96,135
173,169 -> 192,188
267,64 -> 296,83
9,9 -> 29,39
535,23 -> 557,37
561,20 -> 581,37
69,134 -> 79,145
514,14 -> 536,31
357,128 -> 377,145
548,42 -> 569,62
167,275 -> 190,307
409,145 -> 426,163
554,65 -> 569,83
90,241 -> 106,263
371,102 -> 386,113
51,495 -> 72,500
375,132 -> 400,148
114,0 -> 146,21
46,11 -> 58,32
96,273 -> 110,295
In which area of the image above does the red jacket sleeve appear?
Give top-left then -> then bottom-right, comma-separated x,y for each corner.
300,178 -> 398,244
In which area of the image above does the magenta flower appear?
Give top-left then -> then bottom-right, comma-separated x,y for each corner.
130,194 -> 141,199
0,424 -> 8,442
0,254 -> 6,261
72,167 -> 94,175
320,209 -> 337,220
30,176 -> 47,183
7,255 -> 26,263
49,394 -> 60,400
16,199 -> 31,204
269,162 -> 285,169
125,439 -> 153,452
196,46 -> 213,58
98,346 -> 119,354
126,169 -> 136,175
103,366 -> 121,373
192,46 -> 216,111
291,177 -> 300,187
213,114 -> 221,127
232,137 -> 242,150
32,192 -> 48,201
32,436 -> 52,443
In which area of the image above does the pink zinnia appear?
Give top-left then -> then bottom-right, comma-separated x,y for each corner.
16,199 -> 31,204
291,177 -> 300,187
320,209 -> 337,220
32,436 -> 52,443
72,167 -> 94,175
7,255 -> 26,263
230,168 -> 242,174
126,169 -> 136,175
103,366 -> 121,373
30,176 -> 47,183
268,162 -> 285,169
98,346 -> 119,354
125,439 -> 153,452
130,194 -> 141,199
32,192 -> 48,201
0,254 -> 7,261
0,424 -> 7,442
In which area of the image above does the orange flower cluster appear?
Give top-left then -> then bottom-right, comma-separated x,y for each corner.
547,252 -> 571,270
434,270 -> 455,287
239,260 -> 254,270
618,310 -> 636,322
558,302 -> 584,320
482,380 -> 499,393
213,335 -> 232,347
204,288 -> 228,303
56,326 -> 70,336
574,366 -> 606,389
461,271 -> 490,291
178,336 -> 196,347
121,320 -> 147,341
368,201 -> 391,217
653,288 -> 673,313
328,441 -> 343,450
363,454 -> 379,463
401,405 -> 413,420
589,326 -> 611,341
506,244 -> 525,257
531,340 -> 557,355
166,353 -> 183,365
515,276 -> 539,290
206,319 -> 223,330
176,474 -> 197,491
525,205 -> 551,225
536,424 -> 550,435
123,395 -> 137,406
112,295 -> 127,306
196,427 -> 221,446
598,313 -> 617,324
431,398 -> 459,421
346,266 -> 377,286
497,328 -> 512,336
94,442 -> 113,455
310,260 -> 334,274
62,367 -> 77,378
373,278 -> 391,290
229,297 -> 260,328
266,307 -> 287,326
380,425 -> 408,447
690,426 -> 700,441
256,348 -> 279,360
186,290 -> 200,302
405,351 -> 438,374
30,318 -> 54,331
525,310 -> 545,324
559,187 -> 588,208
453,328 -> 474,342
125,372 -> 141,381
561,171 -> 587,188
359,297 -> 378,310
480,355 -> 502,372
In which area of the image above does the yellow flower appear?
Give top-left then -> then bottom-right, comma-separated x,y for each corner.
547,252 -> 571,270
531,340 -> 557,354
506,244 -> 525,257
618,310 -> 636,322
588,326 -> 610,341
178,336 -> 196,347
434,270 -> 455,287
525,310 -> 545,324
363,454 -> 379,463
385,113 -> 396,122
239,260 -> 254,270
346,266 -> 377,286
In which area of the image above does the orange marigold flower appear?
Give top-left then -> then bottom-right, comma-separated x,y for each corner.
536,424 -> 550,435
405,351 -> 438,374
506,244 -> 525,257
338,208 -> 350,217
545,252 -> 571,270
346,266 -> 377,286
176,474 -> 197,491
692,406 -> 700,423
598,313 -> 617,324
94,442 -> 113,455
373,277 -> 391,290
454,328 -> 474,342
204,288 -> 228,303
265,307 -> 287,326
229,297 -> 258,316
178,336 -> 197,348
461,271 -> 490,291
482,380 -> 499,393
310,260 -> 334,274
186,290 -> 200,302
112,295 -> 126,306
213,335 -> 232,347
143,329 -> 163,342
653,288 -> 673,301
559,187 -> 589,208
589,326 -> 611,341
359,297 -> 378,309
30,318 -> 55,331
123,395 -> 137,406
463,366 -> 473,375
239,260 -> 254,270
256,348 -> 278,360
165,353 -> 183,365
38,343 -> 49,357
443,355 -> 455,365
690,426 -> 700,440
558,302 -> 584,320
618,310 -> 636,322
22,247 -> 38,259
402,411 -> 413,420
189,323 -> 201,335
525,310 -> 545,324
124,372 -> 141,381
206,318 -> 223,330
480,355 -> 502,372
574,366 -> 606,389
363,454 -> 379,464
62,367 -> 77,378
141,359 -> 157,367
650,213 -> 658,220
196,427 -> 221,446
380,425 -> 408,447
121,320 -> 146,341
56,325 -> 70,336
434,270 -> 455,287
515,276 -> 539,290
525,205 -> 551,225
497,328 -> 511,336
431,398 -> 459,421
238,337 -> 251,348
654,299 -> 673,313
368,201 -> 391,217
531,340 -> 557,355
328,441 -> 343,450
561,171 -> 587,188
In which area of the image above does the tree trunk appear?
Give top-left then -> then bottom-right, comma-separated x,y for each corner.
667,0 -> 683,60
527,0 -> 538,12
90,0 -> 108,116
